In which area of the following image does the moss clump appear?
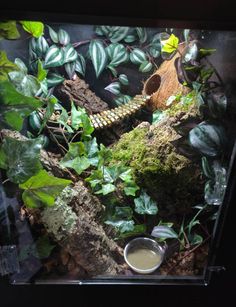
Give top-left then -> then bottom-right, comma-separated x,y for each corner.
110,120 -> 203,219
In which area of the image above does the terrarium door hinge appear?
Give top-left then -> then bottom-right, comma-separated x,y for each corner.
207,266 -> 226,272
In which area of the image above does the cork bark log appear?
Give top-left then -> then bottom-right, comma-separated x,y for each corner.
0,129 -> 125,277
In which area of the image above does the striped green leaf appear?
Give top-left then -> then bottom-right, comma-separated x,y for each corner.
130,48 -> 147,64
20,21 -> 44,38
34,36 -> 49,57
151,225 -> 178,239
65,61 -> 76,79
149,46 -> 160,58
15,58 -> 28,74
139,60 -> 153,73
44,45 -> 64,68
110,27 -> 129,43
106,43 -> 129,67
152,33 -> 162,43
201,156 -> 214,179
119,74 -> 129,85
47,73 -> 64,88
136,27 -> 147,43
63,44 -> 78,64
47,25 -> 58,43
95,26 -> 104,36
58,29 -> 70,45
75,54 -> 86,77
107,65 -> 117,77
189,121 -> 226,157
124,35 -> 136,43
89,40 -> 107,78
104,82 -> 120,95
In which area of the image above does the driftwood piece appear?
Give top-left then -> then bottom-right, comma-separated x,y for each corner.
143,44 -> 189,111
0,129 -> 124,277
54,77 -> 109,114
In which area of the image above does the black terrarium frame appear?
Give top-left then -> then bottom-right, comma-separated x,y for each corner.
0,14 -> 236,285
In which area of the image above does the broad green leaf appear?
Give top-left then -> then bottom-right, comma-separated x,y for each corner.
130,48 -> 147,64
124,180 -> 139,196
85,169 -> 103,188
0,137 -> 43,184
151,225 -> 178,239
57,107 -> 74,133
114,206 -> 133,220
47,25 -> 58,43
47,73 -> 64,88
60,155 -> 90,175
35,236 -> 56,259
104,82 -> 120,95
44,45 -> 64,68
106,43 -> 129,67
199,48 -> 216,57
39,96 -> 57,132
139,60 -> 153,73
89,40 -> 107,77
63,44 -> 78,64
0,21 -> 20,40
136,27 -> 147,43
0,51 -> 19,80
105,219 -> 134,233
134,190 -> 158,215
84,138 -> 99,166
95,183 -> 116,195
0,80 -> 43,130
71,102 -> 94,137
117,224 -> 146,239
19,170 -> 72,208
161,33 -> 179,54
14,58 -> 28,74
110,27 -> 129,43
65,61 -> 76,79
75,54 -> 86,77
20,21 -> 44,38
189,233 -> 203,245
119,168 -> 132,181
119,74 -> 129,86
58,29 -> 70,45
37,59 -> 47,82
0,146 -> 7,169
152,110 -> 165,124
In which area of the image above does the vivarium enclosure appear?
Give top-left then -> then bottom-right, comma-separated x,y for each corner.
0,19 -> 235,285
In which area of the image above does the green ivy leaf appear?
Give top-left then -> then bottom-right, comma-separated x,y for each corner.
151,225 -> 178,239
71,102 -> 94,137
61,155 -> 90,175
57,107 -> 74,133
95,183 -> 116,195
109,27 -> 129,43
0,21 -> 20,40
85,168 -> 103,188
161,33 -> 179,54
105,219 -> 134,233
44,45 -> 64,69
20,21 -> 44,38
37,60 -> 47,82
134,190 -> 158,215
75,54 -> 86,77
89,40 -> 107,78
35,236 -> 56,259
0,51 -> 19,81
39,96 -> 57,133
0,80 -> 43,130
114,206 -> 133,220
19,170 -> 71,208
84,138 -> 99,166
117,224 -> 146,239
152,110 -> 165,124
0,137 -> 43,184
124,180 -> 139,196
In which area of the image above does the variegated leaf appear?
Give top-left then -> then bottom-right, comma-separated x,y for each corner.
139,60 -> 153,72
58,29 -> 70,45
107,65 -> 117,77
130,48 -> 147,64
104,82 -> 120,95
63,44 -> 78,64
75,54 -> 86,77
110,27 -> 129,43
89,40 -> 107,78
47,73 -> 65,88
124,35 -> 136,43
106,43 -> 129,67
136,27 -> 147,43
35,36 -> 49,57
151,225 -> 178,239
44,45 -> 64,68
47,25 -> 58,43
65,61 -> 76,79
119,74 -> 129,85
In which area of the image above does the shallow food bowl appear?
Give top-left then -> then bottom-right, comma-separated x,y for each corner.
124,237 -> 165,274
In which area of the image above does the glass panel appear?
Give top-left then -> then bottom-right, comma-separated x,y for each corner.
0,20 -> 235,285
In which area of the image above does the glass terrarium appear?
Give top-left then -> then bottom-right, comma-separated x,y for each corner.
0,15 -> 235,286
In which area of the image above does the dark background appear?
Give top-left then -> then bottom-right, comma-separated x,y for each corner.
1,1 -> 236,306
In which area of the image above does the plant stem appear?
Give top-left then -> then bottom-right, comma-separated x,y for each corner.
46,125 -> 67,155
73,40 -> 90,48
